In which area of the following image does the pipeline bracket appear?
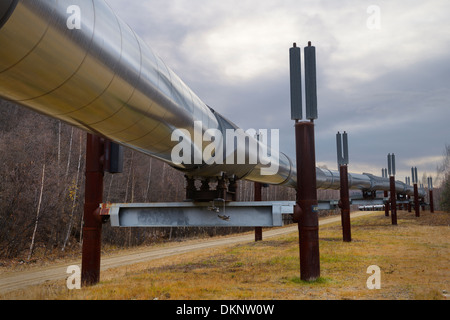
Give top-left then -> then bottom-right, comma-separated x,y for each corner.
185,175 -> 237,202
102,201 -> 295,228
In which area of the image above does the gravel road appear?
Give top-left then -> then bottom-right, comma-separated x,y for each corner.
0,211 -> 376,294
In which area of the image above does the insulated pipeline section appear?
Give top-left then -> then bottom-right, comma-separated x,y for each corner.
315,168 -> 423,197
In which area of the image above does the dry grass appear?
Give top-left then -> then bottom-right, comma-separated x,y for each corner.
2,210 -> 449,300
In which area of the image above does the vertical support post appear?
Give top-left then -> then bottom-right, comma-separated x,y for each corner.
388,154 -> 397,225
337,132 -> 351,242
430,190 -> 434,213
339,165 -> 351,242
428,177 -> 434,213
254,182 -> 263,242
254,132 -> 263,242
413,183 -> 420,217
407,177 -> 412,212
82,134 -> 105,287
382,168 -> 389,217
291,41 -> 320,281
389,176 -> 397,225
429,190 -> 434,213
295,121 -> 320,281
412,167 -> 420,217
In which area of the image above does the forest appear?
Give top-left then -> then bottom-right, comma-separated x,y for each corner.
0,100 -> 446,261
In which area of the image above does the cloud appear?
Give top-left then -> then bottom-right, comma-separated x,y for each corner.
404,155 -> 444,168
104,0 -> 450,180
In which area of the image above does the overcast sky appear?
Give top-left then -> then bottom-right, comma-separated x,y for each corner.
106,0 -> 450,186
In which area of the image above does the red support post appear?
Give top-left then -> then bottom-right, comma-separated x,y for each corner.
429,190 -> 434,213
339,165 -> 351,242
389,176 -> 397,225
81,134 -> 105,287
413,183 -> 420,217
295,121 -> 320,281
254,182 -> 263,242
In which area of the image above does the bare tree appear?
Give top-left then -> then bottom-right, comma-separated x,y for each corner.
436,144 -> 450,185
145,158 -> 153,202
437,145 -> 450,212
28,163 -> 46,260
65,127 -> 74,178
62,131 -> 83,251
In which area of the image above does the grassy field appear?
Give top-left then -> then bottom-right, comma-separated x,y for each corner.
2,210 -> 449,300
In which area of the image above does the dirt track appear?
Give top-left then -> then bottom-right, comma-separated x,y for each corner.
0,211 -> 375,294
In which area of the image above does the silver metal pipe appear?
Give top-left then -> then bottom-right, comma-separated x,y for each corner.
315,169 -> 422,197
0,0 -> 424,197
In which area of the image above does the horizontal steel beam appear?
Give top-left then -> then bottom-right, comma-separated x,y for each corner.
351,198 -> 386,206
102,201 -> 296,228
317,200 -> 339,211
102,195 -> 427,228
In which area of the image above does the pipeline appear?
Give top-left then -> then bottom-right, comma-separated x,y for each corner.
0,0 -> 424,197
